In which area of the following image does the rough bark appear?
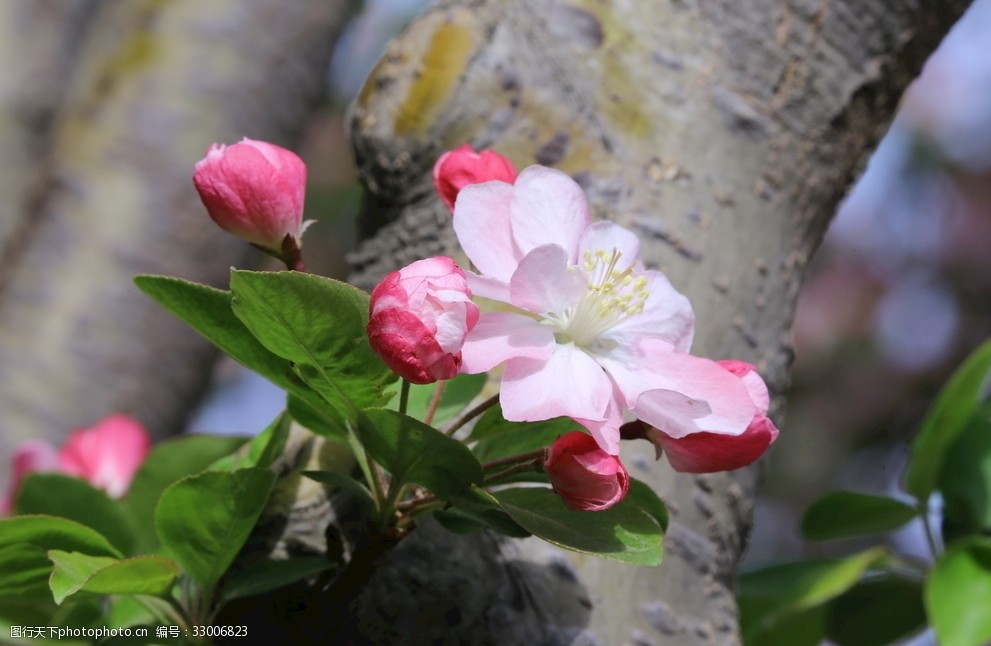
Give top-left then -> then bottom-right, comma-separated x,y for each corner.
0,0 -> 356,461
347,0 -> 971,643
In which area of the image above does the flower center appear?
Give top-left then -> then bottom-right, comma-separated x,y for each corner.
545,248 -> 649,348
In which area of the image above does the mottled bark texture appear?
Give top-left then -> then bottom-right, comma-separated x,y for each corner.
348,0 -> 971,643
0,0 -> 356,462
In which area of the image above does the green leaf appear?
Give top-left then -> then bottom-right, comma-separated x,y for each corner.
386,373 -> 488,425
154,468 -> 276,591
492,487 -> 663,565
134,275 -> 298,390
907,338 -> 991,500
229,270 -> 395,420
48,551 -> 180,605
302,471 -> 375,509
926,538 -> 991,646
123,434 -> 248,554
627,479 -> 669,532
357,409 -> 483,499
436,487 -> 531,538
221,557 -> 335,602
938,411 -> 991,541
738,548 -> 885,646
825,574 -> 926,646
15,474 -> 136,555
287,393 -> 349,442
469,406 -> 576,463
0,516 -> 122,559
211,411 -> 292,472
0,543 -> 59,599
800,491 -> 918,541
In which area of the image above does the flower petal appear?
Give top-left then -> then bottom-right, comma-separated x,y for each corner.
509,167 -> 589,262
460,312 -> 555,373
604,270 -> 695,352
453,181 -> 520,281
578,221 -> 641,272
501,343 -> 611,423
652,412 -> 779,473
632,352 -> 757,438
509,244 -> 587,314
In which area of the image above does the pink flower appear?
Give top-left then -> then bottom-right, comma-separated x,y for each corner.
0,440 -> 58,515
368,256 -> 480,384
432,144 -> 518,211
1,415 -> 151,514
646,361 -> 779,473
193,137 -> 311,255
453,165 -> 759,454
57,414 -> 152,498
545,432 -> 630,511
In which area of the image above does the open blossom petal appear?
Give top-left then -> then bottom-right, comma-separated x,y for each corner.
501,344 -> 612,423
602,271 -> 694,353
509,244 -> 587,314
461,312 -> 555,373
578,222 -> 641,274
509,166 -> 590,261
453,181 -> 519,282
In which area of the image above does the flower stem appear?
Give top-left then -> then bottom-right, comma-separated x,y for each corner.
423,381 -> 447,426
399,379 -> 411,416
482,450 -> 546,471
484,460 -> 543,485
445,393 -> 499,437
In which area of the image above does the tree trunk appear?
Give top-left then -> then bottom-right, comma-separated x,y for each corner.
346,0 -> 971,643
0,0 -> 356,461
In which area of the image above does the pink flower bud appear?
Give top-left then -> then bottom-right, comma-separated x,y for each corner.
193,137 -> 309,254
649,361 -> 780,473
545,432 -> 630,511
432,144 -> 518,211
367,257 -> 480,384
57,414 -> 152,498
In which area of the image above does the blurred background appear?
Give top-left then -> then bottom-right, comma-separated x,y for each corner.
81,0 -> 985,578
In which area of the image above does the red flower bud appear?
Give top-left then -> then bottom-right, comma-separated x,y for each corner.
545,432 -> 630,511
193,138 -> 310,254
649,361 -> 779,473
367,257 -> 480,384
432,144 -> 518,211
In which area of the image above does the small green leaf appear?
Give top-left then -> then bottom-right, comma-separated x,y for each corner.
627,479 -> 669,532
302,471 -> 376,509
15,474 -> 136,555
229,270 -> 395,419
221,557 -> 335,602
0,516 -> 121,559
938,411 -> 991,541
0,543 -> 59,598
800,491 -> 918,541
739,548 -> 885,646
357,409 -> 483,499
469,406 -> 575,463
437,487 -> 530,538
287,392 -> 349,442
155,468 -> 276,591
825,574 -> 926,646
907,338 -> 991,500
48,551 -> 180,605
134,275 -> 297,389
493,487 -> 663,565
123,434 -> 248,554
926,538 -> 991,646
386,373 -> 488,425
211,411 -> 292,471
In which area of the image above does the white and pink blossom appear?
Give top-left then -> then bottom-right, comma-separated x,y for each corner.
454,165 -> 760,454
368,256 -> 480,384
